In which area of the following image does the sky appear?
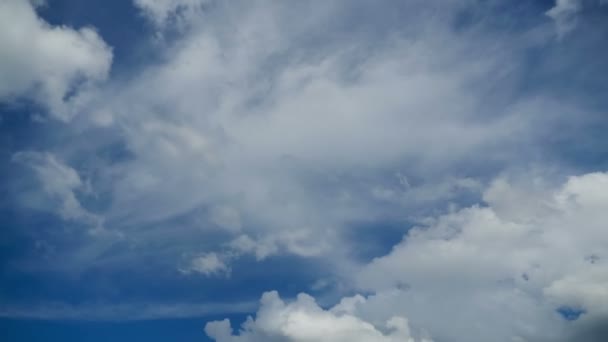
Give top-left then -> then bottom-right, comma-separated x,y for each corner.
0,0 -> 608,341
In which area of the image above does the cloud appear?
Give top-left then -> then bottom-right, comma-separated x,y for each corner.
12,151 -> 104,233
546,0 -> 608,37
352,171 -> 608,342
6,0 -> 599,286
179,252 -> 231,277
0,300 -> 256,321
0,0 -> 112,120
207,170 -> 608,342
205,291 -> 432,342
3,0 -> 607,325
227,235 -> 280,261
29,0 -> 47,7
88,0 -> 566,264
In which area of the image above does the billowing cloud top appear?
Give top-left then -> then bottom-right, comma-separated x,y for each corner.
0,0 -> 112,121
206,291 -> 432,342
0,1 -> 607,342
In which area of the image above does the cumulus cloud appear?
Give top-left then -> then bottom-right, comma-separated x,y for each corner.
546,0 -> 608,36
205,291 -> 431,342
0,0 -> 112,120
352,172 -> 608,342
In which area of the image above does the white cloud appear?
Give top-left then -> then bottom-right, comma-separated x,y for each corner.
12,151 -> 104,233
0,0 -> 112,120
210,206 -> 242,232
180,252 -> 230,277
93,0 -> 552,261
11,0 -> 595,285
353,172 -> 608,342
5,1 -> 606,327
546,0 -> 608,37
205,291 -> 432,342
547,0 -> 584,36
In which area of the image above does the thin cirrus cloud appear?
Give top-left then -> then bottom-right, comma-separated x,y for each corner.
11,151 -> 104,233
0,1 -> 607,342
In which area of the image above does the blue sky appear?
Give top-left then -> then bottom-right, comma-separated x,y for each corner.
1,1 -> 608,341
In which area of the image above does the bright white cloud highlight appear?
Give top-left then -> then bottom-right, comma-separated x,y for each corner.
353,172 -> 608,342
0,0 -> 112,120
205,291 -> 431,342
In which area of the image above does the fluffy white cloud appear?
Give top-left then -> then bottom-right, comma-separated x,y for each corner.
352,172 -> 608,342
180,252 -> 230,277
205,291 -> 432,342
0,0 -> 112,121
